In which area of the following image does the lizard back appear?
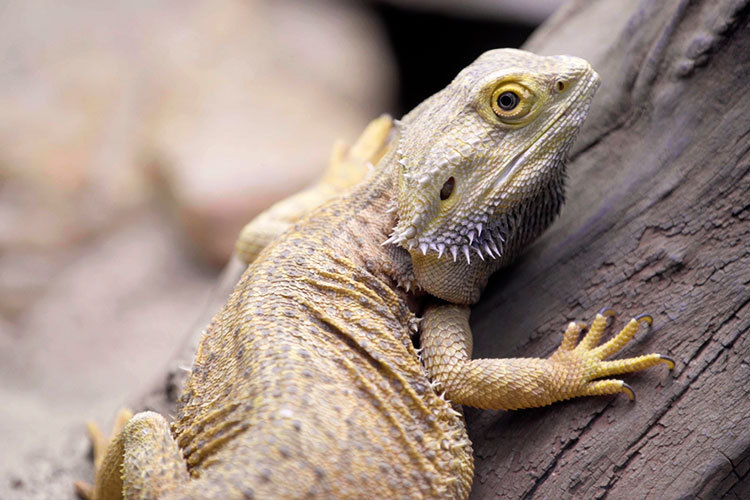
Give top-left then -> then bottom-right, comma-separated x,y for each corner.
170,169 -> 473,499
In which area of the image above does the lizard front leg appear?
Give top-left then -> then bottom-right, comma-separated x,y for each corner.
420,304 -> 674,410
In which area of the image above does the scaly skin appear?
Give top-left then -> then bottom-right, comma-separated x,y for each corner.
78,49 -> 674,500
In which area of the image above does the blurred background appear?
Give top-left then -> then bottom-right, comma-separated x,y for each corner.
0,0 -> 561,496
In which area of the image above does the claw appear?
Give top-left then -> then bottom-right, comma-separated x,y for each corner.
635,313 -> 653,326
658,354 -> 676,370
598,307 -> 616,318
621,382 -> 636,401
74,480 -> 94,500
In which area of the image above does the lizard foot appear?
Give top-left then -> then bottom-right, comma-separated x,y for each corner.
549,312 -> 674,402
74,408 -> 133,500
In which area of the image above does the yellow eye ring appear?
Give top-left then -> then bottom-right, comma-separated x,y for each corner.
490,83 -> 535,123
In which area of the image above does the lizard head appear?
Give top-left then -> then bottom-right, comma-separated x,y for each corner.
384,49 -> 600,264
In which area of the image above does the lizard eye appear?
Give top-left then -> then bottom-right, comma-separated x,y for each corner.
489,83 -> 535,123
496,91 -> 519,111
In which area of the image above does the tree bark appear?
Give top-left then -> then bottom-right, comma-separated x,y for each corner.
466,1 -> 750,498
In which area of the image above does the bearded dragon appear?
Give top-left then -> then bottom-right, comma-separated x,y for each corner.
77,49 -> 674,500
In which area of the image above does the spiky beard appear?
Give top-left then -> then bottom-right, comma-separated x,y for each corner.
383,159 -> 567,266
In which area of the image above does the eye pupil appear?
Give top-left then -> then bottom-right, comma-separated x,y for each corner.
440,177 -> 455,201
497,91 -> 519,111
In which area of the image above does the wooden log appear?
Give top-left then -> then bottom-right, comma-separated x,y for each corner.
467,1 -> 750,498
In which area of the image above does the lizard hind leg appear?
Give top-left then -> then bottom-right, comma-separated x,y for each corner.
75,410 -> 191,500
75,408 -> 133,500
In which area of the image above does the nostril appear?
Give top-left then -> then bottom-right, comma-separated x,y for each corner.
440,177 -> 455,201
556,80 -> 567,92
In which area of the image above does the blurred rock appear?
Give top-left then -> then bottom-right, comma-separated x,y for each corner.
0,212 -> 214,500
0,249 -> 65,319
147,0 -> 395,266
0,0 -> 394,272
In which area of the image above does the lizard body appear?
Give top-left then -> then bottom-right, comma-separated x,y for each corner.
79,49 -> 673,500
